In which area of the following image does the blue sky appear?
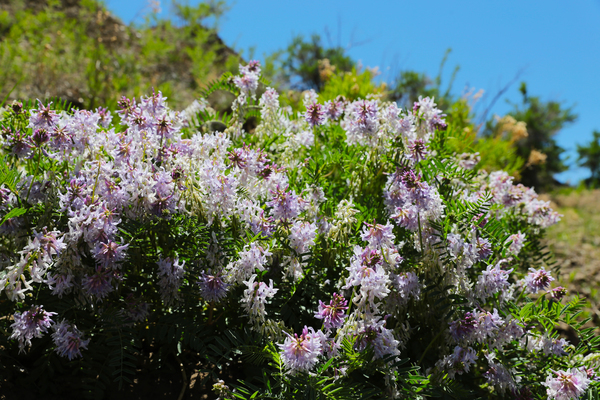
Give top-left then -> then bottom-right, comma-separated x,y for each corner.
105,0 -> 600,184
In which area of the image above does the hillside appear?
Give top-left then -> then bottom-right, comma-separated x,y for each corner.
544,189 -> 600,329
0,0 -> 240,110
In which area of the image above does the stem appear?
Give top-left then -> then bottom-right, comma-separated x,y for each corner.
175,355 -> 188,400
418,329 -> 444,366
417,212 -> 424,253
90,158 -> 102,201
208,301 -> 214,325
26,148 -> 42,202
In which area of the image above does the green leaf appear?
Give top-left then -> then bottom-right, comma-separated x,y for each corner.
1,207 -> 26,226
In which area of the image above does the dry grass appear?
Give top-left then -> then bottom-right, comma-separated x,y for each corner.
543,189 -> 600,328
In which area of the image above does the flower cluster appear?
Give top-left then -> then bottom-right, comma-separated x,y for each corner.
0,61 -> 596,399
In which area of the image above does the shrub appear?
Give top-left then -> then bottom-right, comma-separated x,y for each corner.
0,63 -> 599,399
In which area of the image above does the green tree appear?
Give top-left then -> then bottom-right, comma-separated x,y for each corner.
506,83 -> 577,191
577,130 -> 600,187
265,34 -> 354,91
388,49 -> 459,110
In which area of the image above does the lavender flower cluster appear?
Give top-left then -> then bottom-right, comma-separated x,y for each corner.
1,61 -> 598,399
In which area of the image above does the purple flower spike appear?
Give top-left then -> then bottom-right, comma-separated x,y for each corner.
10,305 -> 57,352
449,311 -> 478,343
315,293 -> 348,330
52,320 -> 90,360
278,326 -> 323,373
198,270 -> 229,302
304,103 -> 327,128
544,368 -> 590,400
525,267 -> 554,294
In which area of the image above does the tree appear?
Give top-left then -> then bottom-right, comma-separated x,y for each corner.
577,130 -> 600,187
507,83 -> 577,191
388,49 -> 459,110
265,34 -> 354,91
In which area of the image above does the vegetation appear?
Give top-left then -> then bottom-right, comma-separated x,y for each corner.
1,1 -> 600,399
0,0 -> 239,110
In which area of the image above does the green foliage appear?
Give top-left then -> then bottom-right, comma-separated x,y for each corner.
319,67 -> 385,102
389,49 -> 459,111
502,83 -> 577,191
577,130 -> 600,187
0,0 -> 239,111
264,33 -> 355,91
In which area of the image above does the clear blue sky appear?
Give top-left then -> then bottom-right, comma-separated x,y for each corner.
105,0 -> 600,184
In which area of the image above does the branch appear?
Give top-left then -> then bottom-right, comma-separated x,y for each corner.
476,66 -> 527,131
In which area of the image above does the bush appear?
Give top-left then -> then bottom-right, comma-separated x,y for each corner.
1,63 -> 599,399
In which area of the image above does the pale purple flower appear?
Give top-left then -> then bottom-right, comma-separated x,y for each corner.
95,106 -> 113,128
10,305 -> 56,352
30,227 -> 67,260
551,286 -> 568,302
484,358 -> 519,394
475,261 -> 513,301
449,312 -> 478,343
544,368 -> 590,400
278,326 -> 323,373
394,271 -> 421,303
324,98 -> 344,120
6,129 -> 33,158
390,205 -> 420,231
384,168 -> 445,231
239,60 -> 261,76
93,240 -> 128,268
157,256 -> 185,304
343,247 -> 391,308
474,236 -> 492,262
139,90 -> 168,117
474,309 -> 504,342
46,272 -> 74,298
449,346 -> 478,374
259,88 -> 279,118
302,90 -> 318,107
234,73 -> 259,98
29,100 -> 59,130
213,379 -> 232,399
31,128 -> 50,147
226,242 -> 272,283
267,185 -> 303,221
360,221 -> 395,250
293,129 -> 314,148
52,320 -> 90,360
121,295 -> 150,322
406,138 -> 431,164
412,96 -> 447,138
304,103 -> 327,127
314,293 -> 348,330
449,309 -> 503,344
82,268 -> 116,301
198,270 -> 229,302
457,152 -> 481,170
342,99 -> 379,145
493,319 -> 525,349
540,336 -> 569,357
288,221 -> 317,255
242,275 -> 278,325
438,345 -> 478,378
525,267 -> 554,294
507,232 -> 527,256
358,319 -> 402,359
525,199 -> 562,228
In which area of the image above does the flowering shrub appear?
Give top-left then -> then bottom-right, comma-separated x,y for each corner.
1,62 -> 599,399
